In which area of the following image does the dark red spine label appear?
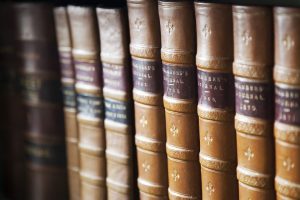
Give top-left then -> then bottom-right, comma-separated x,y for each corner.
163,63 -> 197,99
198,70 -> 234,109
59,51 -> 75,80
74,60 -> 102,87
275,84 -> 300,126
235,77 -> 272,119
132,58 -> 163,94
102,62 -> 129,92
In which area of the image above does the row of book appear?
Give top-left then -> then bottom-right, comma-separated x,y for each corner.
0,0 -> 299,200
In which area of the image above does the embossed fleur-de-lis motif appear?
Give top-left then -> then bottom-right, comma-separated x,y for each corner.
283,35 -> 295,50
242,31 -> 252,46
142,161 -> 150,173
134,17 -> 142,31
139,115 -> 148,128
170,124 -> 178,136
171,170 -> 180,182
202,24 -> 211,39
206,182 -> 215,196
283,157 -> 295,171
244,147 -> 254,161
166,19 -> 175,35
204,130 -> 213,145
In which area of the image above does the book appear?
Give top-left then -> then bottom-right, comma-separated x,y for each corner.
232,6 -> 275,199
54,6 -> 80,200
158,1 -> 201,199
194,2 -> 238,199
273,7 -> 300,200
96,5 -> 137,200
0,3 -> 25,200
127,0 -> 168,199
68,5 -> 106,199
14,3 -> 68,200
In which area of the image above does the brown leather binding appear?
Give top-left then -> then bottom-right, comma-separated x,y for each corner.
127,0 -> 168,199
232,5 -> 275,199
96,7 -> 137,200
68,6 -> 106,199
274,7 -> 300,200
0,3 -> 25,200
195,3 -> 238,200
54,7 -> 80,200
159,1 -> 201,199
14,3 -> 68,200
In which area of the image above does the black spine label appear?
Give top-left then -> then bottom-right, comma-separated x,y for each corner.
275,84 -> 300,125
25,141 -> 66,166
198,70 -> 234,109
104,98 -> 131,124
20,75 -> 62,104
235,77 -> 272,119
62,84 -> 76,109
163,63 -> 197,99
77,93 -> 103,119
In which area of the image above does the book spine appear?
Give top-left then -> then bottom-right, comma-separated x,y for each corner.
127,0 -> 168,199
14,3 -> 68,200
194,3 -> 238,200
232,6 -> 275,199
0,3 -> 25,200
54,7 -> 80,200
68,6 -> 106,199
273,7 -> 300,200
96,7 -> 136,200
158,1 -> 201,199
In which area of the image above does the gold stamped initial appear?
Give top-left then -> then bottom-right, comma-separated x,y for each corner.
202,24 -> 211,39
134,17 -> 142,31
171,170 -> 180,182
142,161 -> 150,173
170,124 -> 178,136
204,130 -> 213,145
244,147 -> 254,161
283,35 -> 295,50
166,19 -> 174,35
206,182 -> 215,196
242,31 -> 252,46
139,115 -> 148,128
283,157 -> 295,171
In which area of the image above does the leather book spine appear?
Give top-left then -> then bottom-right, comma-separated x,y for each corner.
273,7 -> 300,200
127,0 -> 168,199
14,3 -> 68,200
194,3 -> 238,200
158,1 -> 201,199
54,7 -> 80,200
68,6 -> 106,199
1,3 -> 25,200
232,6 -> 275,199
96,7 -> 136,200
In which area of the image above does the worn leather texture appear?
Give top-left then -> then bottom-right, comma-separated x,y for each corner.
127,0 -> 168,199
274,7 -> 300,200
159,1 -> 201,199
97,7 -> 137,200
54,7 -> 80,200
0,3 -> 25,200
195,3 -> 238,200
68,5 -> 106,199
14,3 -> 68,200
232,5 -> 275,199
